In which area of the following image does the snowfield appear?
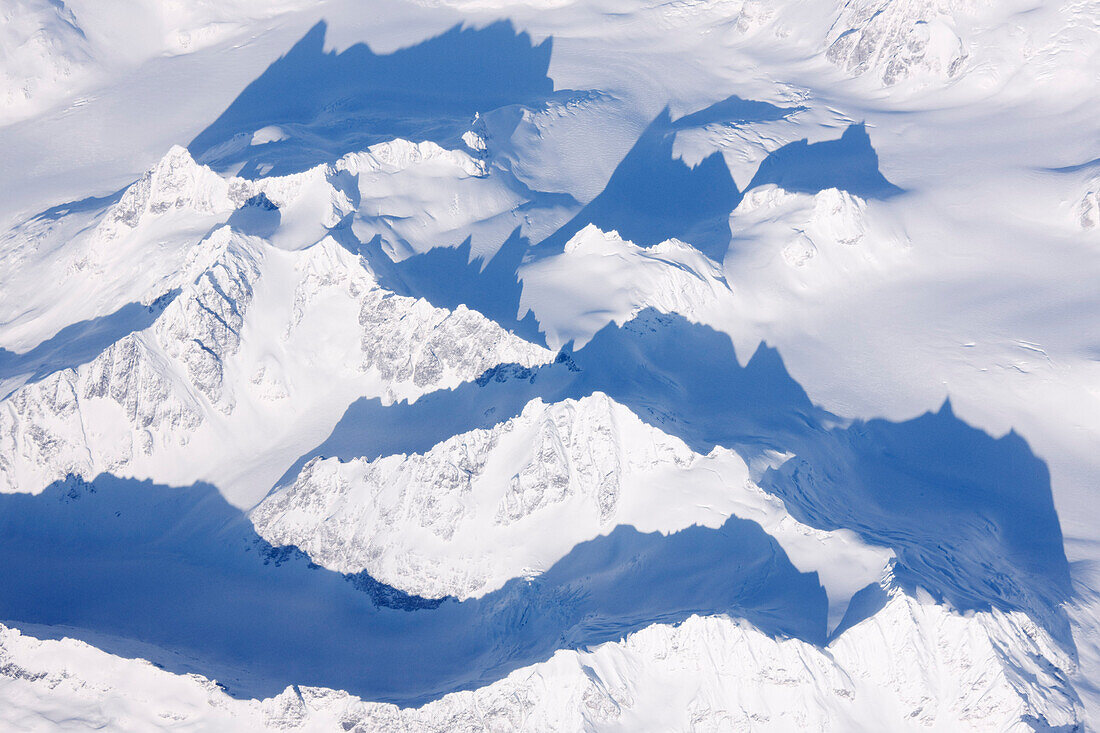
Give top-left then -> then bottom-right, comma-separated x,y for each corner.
1,0 -> 1099,730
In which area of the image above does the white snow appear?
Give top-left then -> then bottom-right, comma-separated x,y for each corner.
0,585 -> 1081,731
519,225 -> 735,349
1,0 -> 1099,728
253,391 -> 891,615
0,197 -> 551,505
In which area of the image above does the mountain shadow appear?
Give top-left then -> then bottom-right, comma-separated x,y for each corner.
273,312 -> 820,485
760,399 -> 1074,645
1048,156 -> 1100,175
189,20 -> 555,178
745,123 -> 903,199
288,309 -> 1072,644
0,472 -> 825,705
533,106 -> 898,263
330,223 -> 548,345
671,93 -> 803,130
2,313 -> 1070,704
383,228 -> 545,343
0,291 -> 178,397
535,108 -> 744,259
31,188 -> 125,222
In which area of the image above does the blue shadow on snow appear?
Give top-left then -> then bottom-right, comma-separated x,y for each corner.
535,107 -> 746,259
290,310 -> 1072,646
0,291 -> 178,397
369,227 -> 546,344
745,123 -> 903,199
189,20 -> 555,178
0,473 -> 825,704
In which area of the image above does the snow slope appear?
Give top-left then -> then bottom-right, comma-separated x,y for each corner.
253,392 -> 890,606
0,586 -> 1082,731
0,0 -> 91,122
0,148 -> 551,505
1,0 -> 1099,729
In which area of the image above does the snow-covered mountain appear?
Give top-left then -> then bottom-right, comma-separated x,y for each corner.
0,145 -> 552,504
1,0 -> 1099,730
252,391 -> 891,605
0,587 -> 1082,731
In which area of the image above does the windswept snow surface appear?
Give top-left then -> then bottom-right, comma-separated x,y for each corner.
1,0 -> 1099,731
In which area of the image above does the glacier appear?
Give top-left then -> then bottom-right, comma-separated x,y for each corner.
1,0 -> 1099,731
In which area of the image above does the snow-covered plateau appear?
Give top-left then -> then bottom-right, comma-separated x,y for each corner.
0,0 -> 1098,730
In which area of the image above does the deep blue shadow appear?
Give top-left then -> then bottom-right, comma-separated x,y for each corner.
383,228 -> 546,344
341,98 -> 896,342
0,291 -> 177,397
291,310 -> 1071,643
273,352 -> 579,488
274,312 -> 819,486
30,189 -> 125,222
745,123 -> 903,199
225,193 -> 281,239
671,94 -> 802,130
536,108 -> 744,259
532,106 -> 898,262
761,400 -> 1073,643
189,20 -> 555,178
0,472 -> 825,704
1048,157 -> 1100,174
